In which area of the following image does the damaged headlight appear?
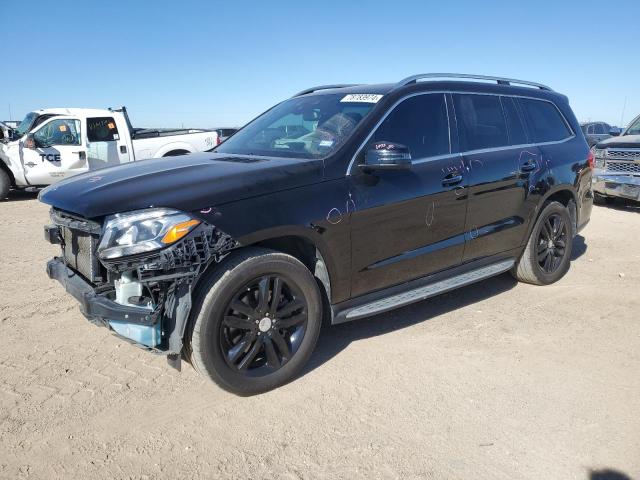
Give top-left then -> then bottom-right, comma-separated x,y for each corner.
98,208 -> 200,260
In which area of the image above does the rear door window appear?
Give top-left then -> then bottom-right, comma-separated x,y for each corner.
453,94 -> 509,151
87,117 -> 120,142
518,98 -> 572,143
370,93 -> 450,159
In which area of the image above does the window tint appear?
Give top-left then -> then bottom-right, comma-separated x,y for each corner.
501,96 -> 528,145
519,98 -> 572,143
34,119 -> 81,146
370,94 -> 449,159
453,94 -> 508,151
87,117 -> 120,142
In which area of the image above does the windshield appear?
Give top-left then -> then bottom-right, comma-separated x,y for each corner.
214,94 -> 377,159
15,112 -> 40,137
625,116 -> 640,136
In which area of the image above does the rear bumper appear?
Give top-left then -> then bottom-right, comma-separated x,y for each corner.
46,257 -> 158,326
592,173 -> 640,201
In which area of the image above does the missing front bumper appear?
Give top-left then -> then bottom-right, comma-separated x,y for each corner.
46,258 -> 161,347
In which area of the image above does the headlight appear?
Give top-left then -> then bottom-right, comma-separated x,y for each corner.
593,148 -> 607,169
98,208 -> 200,260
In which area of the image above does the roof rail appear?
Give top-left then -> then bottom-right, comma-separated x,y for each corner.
395,73 -> 553,91
293,84 -> 361,97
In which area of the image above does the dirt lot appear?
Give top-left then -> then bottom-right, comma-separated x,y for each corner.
0,193 -> 639,480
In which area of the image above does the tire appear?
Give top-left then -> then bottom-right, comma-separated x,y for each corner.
185,248 -> 322,395
594,193 -> 614,205
0,169 -> 10,200
512,201 -> 573,285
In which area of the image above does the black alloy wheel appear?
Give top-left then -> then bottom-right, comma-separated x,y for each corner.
220,274 -> 308,376
536,213 -> 568,274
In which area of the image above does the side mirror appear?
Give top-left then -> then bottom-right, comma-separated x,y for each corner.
24,133 -> 37,149
360,141 -> 412,171
609,128 -> 621,137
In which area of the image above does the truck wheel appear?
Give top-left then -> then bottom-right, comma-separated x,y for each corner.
0,169 -> 10,200
511,201 -> 573,285
185,248 -> 322,395
594,193 -> 614,205
163,149 -> 190,157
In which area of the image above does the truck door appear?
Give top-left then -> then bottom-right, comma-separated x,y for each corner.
22,117 -> 87,185
86,116 -> 131,169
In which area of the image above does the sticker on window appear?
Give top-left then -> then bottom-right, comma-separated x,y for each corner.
113,134 -> 119,140
319,140 -> 334,147
108,122 -> 115,129
59,124 -> 68,132
340,94 -> 383,103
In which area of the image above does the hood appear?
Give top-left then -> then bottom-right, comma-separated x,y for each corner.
596,134 -> 640,149
39,152 -> 323,218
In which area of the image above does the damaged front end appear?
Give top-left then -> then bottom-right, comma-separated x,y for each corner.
45,208 -> 236,368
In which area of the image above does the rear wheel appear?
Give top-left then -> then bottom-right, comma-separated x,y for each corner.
186,248 -> 322,395
512,201 -> 573,285
0,169 -> 10,200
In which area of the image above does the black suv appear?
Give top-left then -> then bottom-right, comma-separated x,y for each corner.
40,74 -> 594,395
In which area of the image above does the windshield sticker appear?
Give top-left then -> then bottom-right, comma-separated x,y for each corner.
340,94 -> 383,103
108,122 -> 116,129
319,140 -> 334,147
59,124 -> 68,132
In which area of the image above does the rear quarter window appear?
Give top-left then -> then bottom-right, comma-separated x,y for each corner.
519,98 -> 572,143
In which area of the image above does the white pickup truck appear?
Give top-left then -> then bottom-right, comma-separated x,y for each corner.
0,107 -> 218,198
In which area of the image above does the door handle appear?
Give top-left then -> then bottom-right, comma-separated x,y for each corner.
442,173 -> 463,186
72,151 -> 86,160
520,160 -> 536,172
120,145 -> 127,154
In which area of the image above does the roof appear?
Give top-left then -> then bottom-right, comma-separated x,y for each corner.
32,107 -> 113,116
295,73 -> 561,101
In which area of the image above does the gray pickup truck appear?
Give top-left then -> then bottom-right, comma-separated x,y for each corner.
592,113 -> 640,203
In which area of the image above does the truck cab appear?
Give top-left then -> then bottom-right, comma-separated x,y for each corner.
0,107 -> 217,198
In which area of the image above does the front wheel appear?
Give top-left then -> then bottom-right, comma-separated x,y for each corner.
512,201 -> 573,285
185,248 -> 322,395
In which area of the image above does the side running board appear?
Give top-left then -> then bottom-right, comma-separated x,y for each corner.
342,259 -> 515,322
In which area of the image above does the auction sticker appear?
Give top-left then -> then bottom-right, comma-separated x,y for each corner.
340,94 -> 383,103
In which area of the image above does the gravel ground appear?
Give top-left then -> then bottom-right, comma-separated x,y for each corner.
0,192 -> 639,480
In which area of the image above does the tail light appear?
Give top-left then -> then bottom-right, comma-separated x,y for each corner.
587,150 -> 595,169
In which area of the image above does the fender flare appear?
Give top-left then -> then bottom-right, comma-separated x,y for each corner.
524,184 -> 578,241
153,142 -> 196,158
227,225 -> 342,304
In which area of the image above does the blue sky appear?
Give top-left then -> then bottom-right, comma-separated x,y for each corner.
2,0 -> 638,128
